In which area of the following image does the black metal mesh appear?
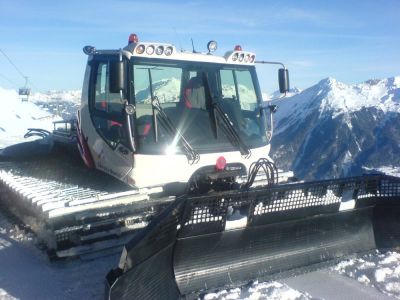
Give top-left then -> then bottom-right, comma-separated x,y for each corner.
179,175 -> 400,237
379,177 -> 400,197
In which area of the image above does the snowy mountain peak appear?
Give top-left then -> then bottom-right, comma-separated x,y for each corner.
315,77 -> 349,95
267,87 -> 302,100
273,76 -> 400,135
318,77 -> 339,87
365,76 -> 400,89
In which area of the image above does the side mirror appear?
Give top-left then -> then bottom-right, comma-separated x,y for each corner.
278,68 -> 290,94
109,61 -> 126,93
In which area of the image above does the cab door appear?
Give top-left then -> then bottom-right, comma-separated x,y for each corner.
89,55 -> 134,182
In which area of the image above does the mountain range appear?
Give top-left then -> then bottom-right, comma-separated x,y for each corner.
270,77 -> 400,180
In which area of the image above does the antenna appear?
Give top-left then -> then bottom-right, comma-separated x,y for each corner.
191,38 -> 197,53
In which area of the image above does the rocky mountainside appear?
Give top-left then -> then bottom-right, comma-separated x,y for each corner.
270,77 -> 400,180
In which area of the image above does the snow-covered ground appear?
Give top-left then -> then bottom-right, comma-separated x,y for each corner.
363,166 -> 400,178
333,251 -> 400,299
376,167 -> 400,177
203,281 -> 315,300
0,210 -> 119,300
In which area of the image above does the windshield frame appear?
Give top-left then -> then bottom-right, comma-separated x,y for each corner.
130,56 -> 267,155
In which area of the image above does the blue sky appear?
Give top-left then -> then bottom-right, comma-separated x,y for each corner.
0,0 -> 399,93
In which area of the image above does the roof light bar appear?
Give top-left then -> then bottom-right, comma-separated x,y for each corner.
225,50 -> 256,64
133,43 -> 174,57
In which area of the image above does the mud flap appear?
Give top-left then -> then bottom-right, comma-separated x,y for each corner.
106,175 -> 400,299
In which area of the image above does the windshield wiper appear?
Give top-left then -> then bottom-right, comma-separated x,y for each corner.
151,96 -> 200,164
146,69 -> 199,164
203,73 -> 251,158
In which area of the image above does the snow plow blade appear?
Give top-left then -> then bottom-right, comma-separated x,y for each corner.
106,174 -> 400,299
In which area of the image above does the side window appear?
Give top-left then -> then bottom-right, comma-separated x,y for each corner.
94,62 -> 124,114
92,60 -> 125,148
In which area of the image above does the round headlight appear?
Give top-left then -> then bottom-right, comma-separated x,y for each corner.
250,55 -> 256,63
244,54 -> 250,63
164,46 -> 173,56
238,53 -> 244,62
146,45 -> 155,55
232,53 -> 239,61
156,45 -> 164,55
136,44 -> 145,54
207,40 -> 218,53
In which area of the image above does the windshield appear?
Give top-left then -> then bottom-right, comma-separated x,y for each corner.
132,58 -> 267,154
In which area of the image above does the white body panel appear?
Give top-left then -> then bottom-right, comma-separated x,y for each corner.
79,41 -> 272,189
128,145 -> 271,188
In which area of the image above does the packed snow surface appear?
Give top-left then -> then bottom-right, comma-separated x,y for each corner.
0,211 -> 119,300
203,281 -> 315,300
333,250 -> 400,299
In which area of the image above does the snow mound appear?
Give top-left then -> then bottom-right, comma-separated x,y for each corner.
376,166 -> 400,177
203,280 -> 314,300
333,250 -> 400,299
0,87 -> 61,148
363,166 -> 400,177
0,289 -> 17,300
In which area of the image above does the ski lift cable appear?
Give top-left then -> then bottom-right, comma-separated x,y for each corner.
0,73 -> 19,88
0,49 -> 40,91
0,49 -> 27,80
